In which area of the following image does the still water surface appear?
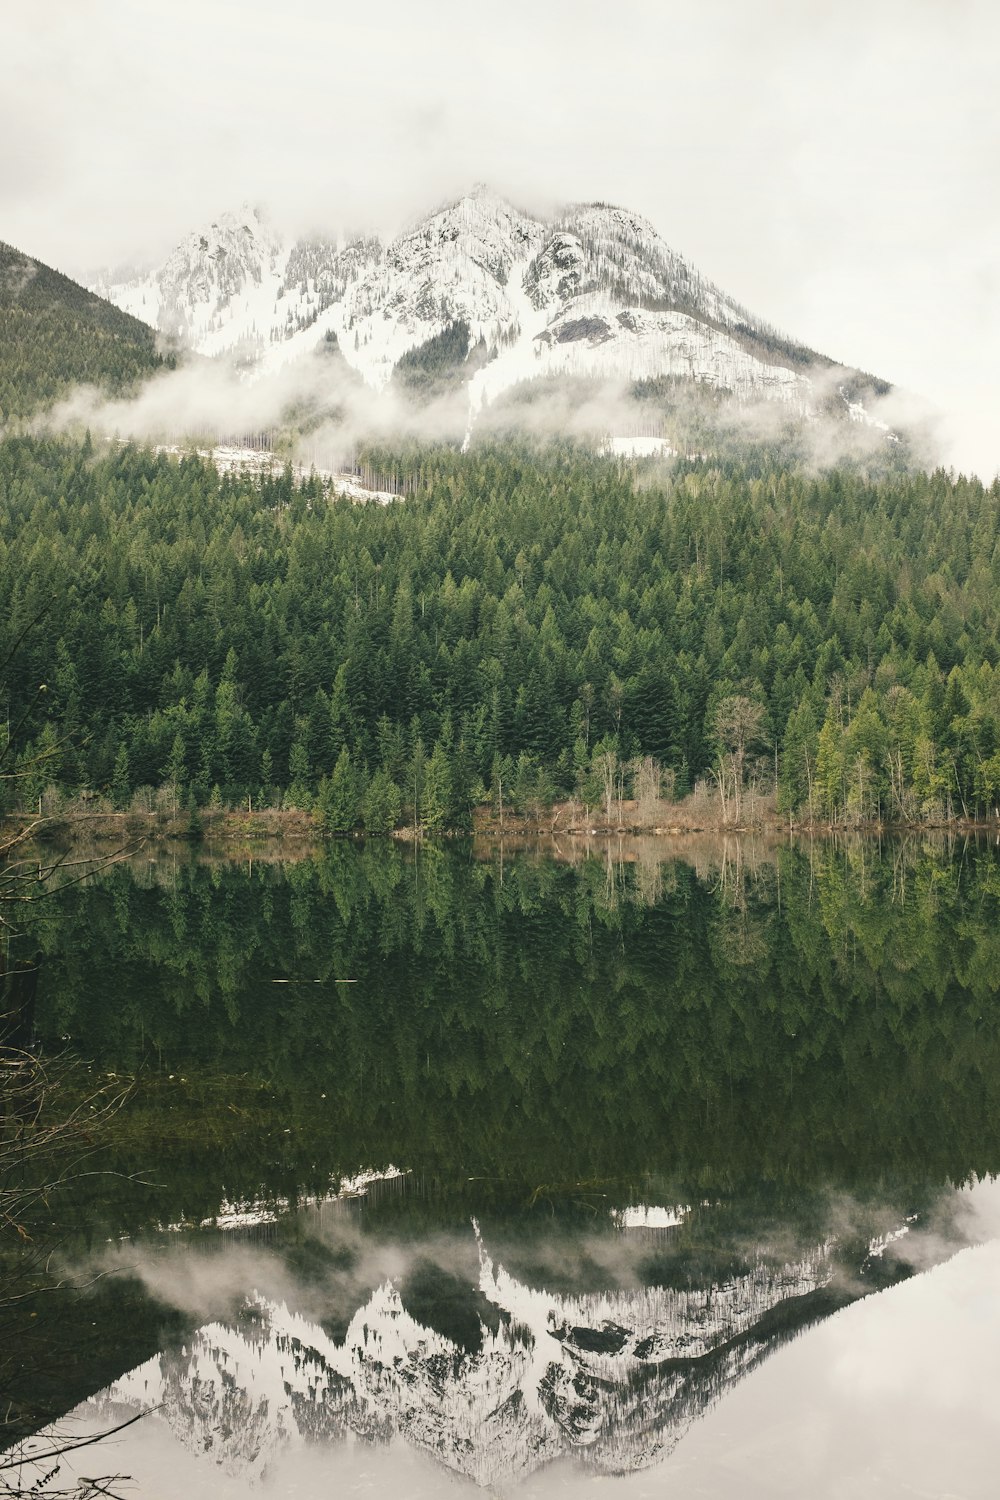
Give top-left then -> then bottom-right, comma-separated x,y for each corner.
7,837 -> 1000,1495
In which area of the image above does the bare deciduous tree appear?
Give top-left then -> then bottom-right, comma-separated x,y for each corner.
593,747 -> 618,824
633,755 -> 662,824
712,696 -> 765,824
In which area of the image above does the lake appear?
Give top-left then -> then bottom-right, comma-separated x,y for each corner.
4,834 -> 1000,1496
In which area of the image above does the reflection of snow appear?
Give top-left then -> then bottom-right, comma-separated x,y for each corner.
336,1164 -> 408,1197
864,1214 -> 918,1263
91,1227 -> 837,1486
156,1166 -> 412,1232
205,1202 -> 280,1230
477,1233 -> 833,1367
610,1203 -> 690,1229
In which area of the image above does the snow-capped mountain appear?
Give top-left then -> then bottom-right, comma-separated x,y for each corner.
89,188 -> 871,419
89,1225 -> 844,1487
92,207 -> 286,357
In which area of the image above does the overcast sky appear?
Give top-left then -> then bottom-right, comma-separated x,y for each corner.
6,0 -> 999,477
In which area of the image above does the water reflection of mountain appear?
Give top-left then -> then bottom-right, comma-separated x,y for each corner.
89,1217 -> 931,1489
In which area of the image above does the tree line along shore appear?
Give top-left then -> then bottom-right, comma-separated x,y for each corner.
3,436 -> 1000,836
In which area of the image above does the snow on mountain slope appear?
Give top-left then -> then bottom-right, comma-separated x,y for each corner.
93,206 -> 287,357
470,198 -> 814,408
89,188 -> 861,421
321,187 -> 548,389
91,208 -> 383,369
527,202 -> 736,325
468,290 -> 806,412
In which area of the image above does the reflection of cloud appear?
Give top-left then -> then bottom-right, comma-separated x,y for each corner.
610,1204 -> 691,1229
835,1179 -> 1000,1413
829,1241 -> 1000,1414
662,1179 -> 1000,1500
955,1175 -> 1000,1240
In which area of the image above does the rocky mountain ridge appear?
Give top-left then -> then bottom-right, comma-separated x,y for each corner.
90,188 -> 882,422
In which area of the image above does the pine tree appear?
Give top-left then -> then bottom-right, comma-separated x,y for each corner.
286,734 -> 312,810
111,743 -> 130,810
318,746 -> 361,833
362,768 -> 402,833
422,740 -> 453,830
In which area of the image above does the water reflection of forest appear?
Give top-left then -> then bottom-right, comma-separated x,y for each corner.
14,833 -> 1000,1222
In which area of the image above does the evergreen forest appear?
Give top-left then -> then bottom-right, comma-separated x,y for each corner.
2,433 -> 1000,829
0,243 -> 169,424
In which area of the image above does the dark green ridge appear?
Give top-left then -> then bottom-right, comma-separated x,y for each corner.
0,241 -> 169,423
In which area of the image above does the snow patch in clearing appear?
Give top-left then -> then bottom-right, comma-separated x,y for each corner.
601,435 -> 678,459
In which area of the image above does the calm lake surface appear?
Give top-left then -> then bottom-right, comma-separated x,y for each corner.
6,835 -> 1000,1496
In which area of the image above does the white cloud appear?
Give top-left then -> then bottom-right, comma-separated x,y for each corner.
6,0 -> 1000,476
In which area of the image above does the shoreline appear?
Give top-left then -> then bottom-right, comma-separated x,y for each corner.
2,804 -> 997,857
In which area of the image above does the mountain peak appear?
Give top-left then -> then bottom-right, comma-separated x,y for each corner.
467,180 -> 505,201
87,188 -> 887,418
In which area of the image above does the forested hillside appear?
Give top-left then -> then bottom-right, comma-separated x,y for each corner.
2,435 -> 999,827
391,319 -> 486,397
0,243 -> 169,424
